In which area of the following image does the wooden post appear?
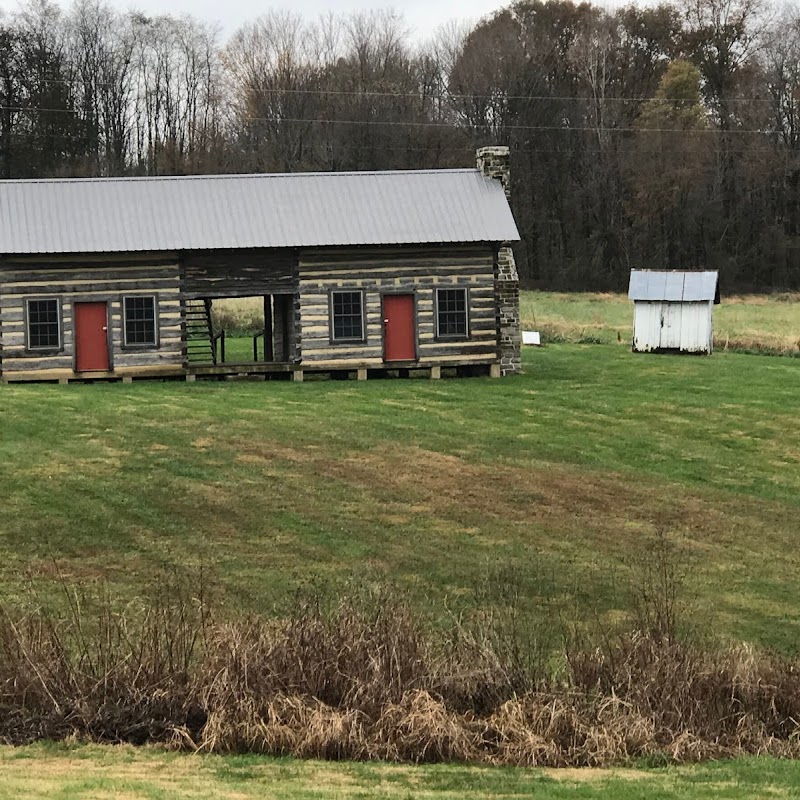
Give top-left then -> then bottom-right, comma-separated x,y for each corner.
292,369 -> 304,383
263,295 -> 274,362
58,378 -> 69,385
430,365 -> 441,380
357,368 -> 368,381
490,363 -> 502,378
122,376 -> 133,384
186,374 -> 197,383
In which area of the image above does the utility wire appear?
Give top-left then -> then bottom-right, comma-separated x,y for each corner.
238,115 -> 789,135
0,104 -> 786,136
6,73 -> 791,104
0,129 -> 793,155
225,86 -> 786,104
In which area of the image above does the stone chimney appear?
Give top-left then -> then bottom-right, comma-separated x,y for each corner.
476,146 -> 511,198
476,146 -> 521,376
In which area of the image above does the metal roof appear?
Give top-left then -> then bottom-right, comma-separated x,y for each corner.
0,169 -> 519,255
628,270 -> 719,303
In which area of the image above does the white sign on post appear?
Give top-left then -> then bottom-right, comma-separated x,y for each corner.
522,331 -> 541,346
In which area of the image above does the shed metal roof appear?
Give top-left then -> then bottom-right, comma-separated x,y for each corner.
628,270 -> 719,303
0,168 -> 519,255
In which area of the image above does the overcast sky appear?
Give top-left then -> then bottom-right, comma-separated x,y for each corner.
12,0 -> 512,38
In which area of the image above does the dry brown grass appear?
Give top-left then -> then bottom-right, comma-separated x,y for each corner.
1,575 -> 800,768
724,293 -> 800,305
524,291 -> 800,353
211,298 -> 264,334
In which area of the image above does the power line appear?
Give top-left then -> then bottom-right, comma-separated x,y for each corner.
0,104 -> 787,135
234,86 -> 785,104
8,73 -> 792,104
0,105 -> 78,115
238,115 -> 786,136
0,128 -> 795,155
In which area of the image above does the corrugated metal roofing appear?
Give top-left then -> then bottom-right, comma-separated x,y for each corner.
0,168 -> 519,255
628,270 -> 718,302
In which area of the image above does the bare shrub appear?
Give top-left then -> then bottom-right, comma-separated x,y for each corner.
0,574 -> 207,744
2,568 -> 800,766
627,527 -> 691,645
195,586 -> 438,715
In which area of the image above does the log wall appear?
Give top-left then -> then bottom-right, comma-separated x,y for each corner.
1,244 -> 502,380
183,249 -> 296,298
298,245 -> 499,369
0,254 -> 182,379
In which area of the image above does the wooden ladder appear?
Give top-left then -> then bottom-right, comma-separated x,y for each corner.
185,298 -> 216,364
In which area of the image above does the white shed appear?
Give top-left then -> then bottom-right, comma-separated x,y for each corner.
628,270 -> 719,354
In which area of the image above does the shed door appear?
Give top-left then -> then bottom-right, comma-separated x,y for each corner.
75,302 -> 110,372
659,303 -> 682,350
383,295 -> 416,362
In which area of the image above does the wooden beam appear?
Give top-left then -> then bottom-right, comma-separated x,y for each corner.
264,295 -> 274,362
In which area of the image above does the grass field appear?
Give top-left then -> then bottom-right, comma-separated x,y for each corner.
4,294 -> 800,792
2,744 -> 800,799
2,342 -> 799,648
522,291 -> 800,353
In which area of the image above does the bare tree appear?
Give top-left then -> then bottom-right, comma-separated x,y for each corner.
225,11 -> 321,171
69,0 -> 137,174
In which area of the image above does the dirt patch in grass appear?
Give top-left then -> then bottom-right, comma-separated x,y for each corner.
207,436 -> 794,572
232,439 -> 316,464
0,752 -> 250,799
540,767 -> 656,782
286,443 -> 777,548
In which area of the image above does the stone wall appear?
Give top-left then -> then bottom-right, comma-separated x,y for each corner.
496,245 -> 522,375
476,146 -> 522,376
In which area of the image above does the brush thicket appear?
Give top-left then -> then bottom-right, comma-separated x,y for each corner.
2,561 -> 799,765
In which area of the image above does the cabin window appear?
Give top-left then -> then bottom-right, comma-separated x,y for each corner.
435,288 -> 469,339
26,298 -> 61,351
123,295 -> 158,347
330,290 -> 365,342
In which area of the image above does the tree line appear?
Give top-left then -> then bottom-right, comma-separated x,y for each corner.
1,0 -> 798,291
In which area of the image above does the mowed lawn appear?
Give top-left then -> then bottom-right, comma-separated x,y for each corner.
1,342 -> 799,648
2,744 -> 800,799
523,290 -> 800,353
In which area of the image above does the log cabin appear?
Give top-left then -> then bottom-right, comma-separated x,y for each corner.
0,147 -> 521,384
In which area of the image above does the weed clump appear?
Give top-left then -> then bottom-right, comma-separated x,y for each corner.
2,546 -> 800,766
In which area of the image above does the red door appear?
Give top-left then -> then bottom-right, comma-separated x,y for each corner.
75,302 -> 110,372
383,294 -> 416,361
